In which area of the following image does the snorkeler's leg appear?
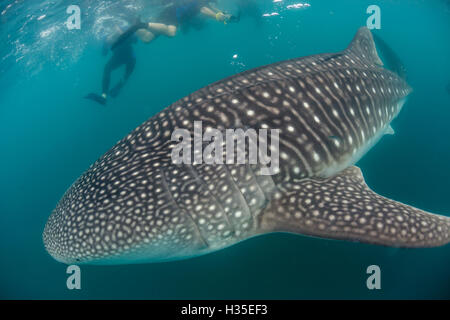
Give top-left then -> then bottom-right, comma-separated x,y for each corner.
85,52 -> 125,105
200,6 -> 218,19
109,57 -> 136,98
84,59 -> 113,105
111,21 -> 148,51
147,23 -> 177,37
102,59 -> 116,98
135,23 -> 176,43
124,58 -> 136,81
111,20 -> 177,48
136,28 -> 157,43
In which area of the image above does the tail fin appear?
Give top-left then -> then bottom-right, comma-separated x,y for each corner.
372,33 -> 407,80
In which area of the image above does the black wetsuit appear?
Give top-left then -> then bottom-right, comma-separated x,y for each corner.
85,32 -> 137,105
102,34 -> 137,96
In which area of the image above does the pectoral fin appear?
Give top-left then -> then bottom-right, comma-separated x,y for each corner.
260,166 -> 450,248
385,125 -> 395,135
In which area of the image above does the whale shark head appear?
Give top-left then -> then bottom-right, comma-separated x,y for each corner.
43,27 -> 449,265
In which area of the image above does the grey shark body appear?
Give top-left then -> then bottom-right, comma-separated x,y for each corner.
43,28 -> 450,264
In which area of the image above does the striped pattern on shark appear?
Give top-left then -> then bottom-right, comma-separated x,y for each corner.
43,27 -> 450,264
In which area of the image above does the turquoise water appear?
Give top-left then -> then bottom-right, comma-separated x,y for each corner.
1,0 -> 449,299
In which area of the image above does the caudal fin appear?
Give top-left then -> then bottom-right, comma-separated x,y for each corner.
372,33 -> 407,80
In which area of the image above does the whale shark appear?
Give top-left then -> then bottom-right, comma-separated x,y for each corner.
43,27 -> 450,265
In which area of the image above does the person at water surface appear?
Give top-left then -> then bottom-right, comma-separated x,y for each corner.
111,0 -> 238,50
85,26 -> 138,106
136,0 -> 235,43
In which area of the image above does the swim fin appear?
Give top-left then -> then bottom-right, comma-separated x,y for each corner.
84,93 -> 107,106
111,21 -> 147,51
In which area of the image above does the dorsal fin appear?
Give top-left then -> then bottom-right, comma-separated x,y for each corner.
345,27 -> 383,66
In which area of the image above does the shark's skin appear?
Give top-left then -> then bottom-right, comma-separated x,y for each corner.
43,28 -> 450,265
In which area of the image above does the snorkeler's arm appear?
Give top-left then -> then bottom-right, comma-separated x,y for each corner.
200,6 -> 230,22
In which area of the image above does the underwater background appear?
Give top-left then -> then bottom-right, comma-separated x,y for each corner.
0,0 -> 449,299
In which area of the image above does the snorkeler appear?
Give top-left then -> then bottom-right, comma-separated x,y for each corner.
111,0 -> 239,50
85,27 -> 137,106
86,1 -> 239,105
